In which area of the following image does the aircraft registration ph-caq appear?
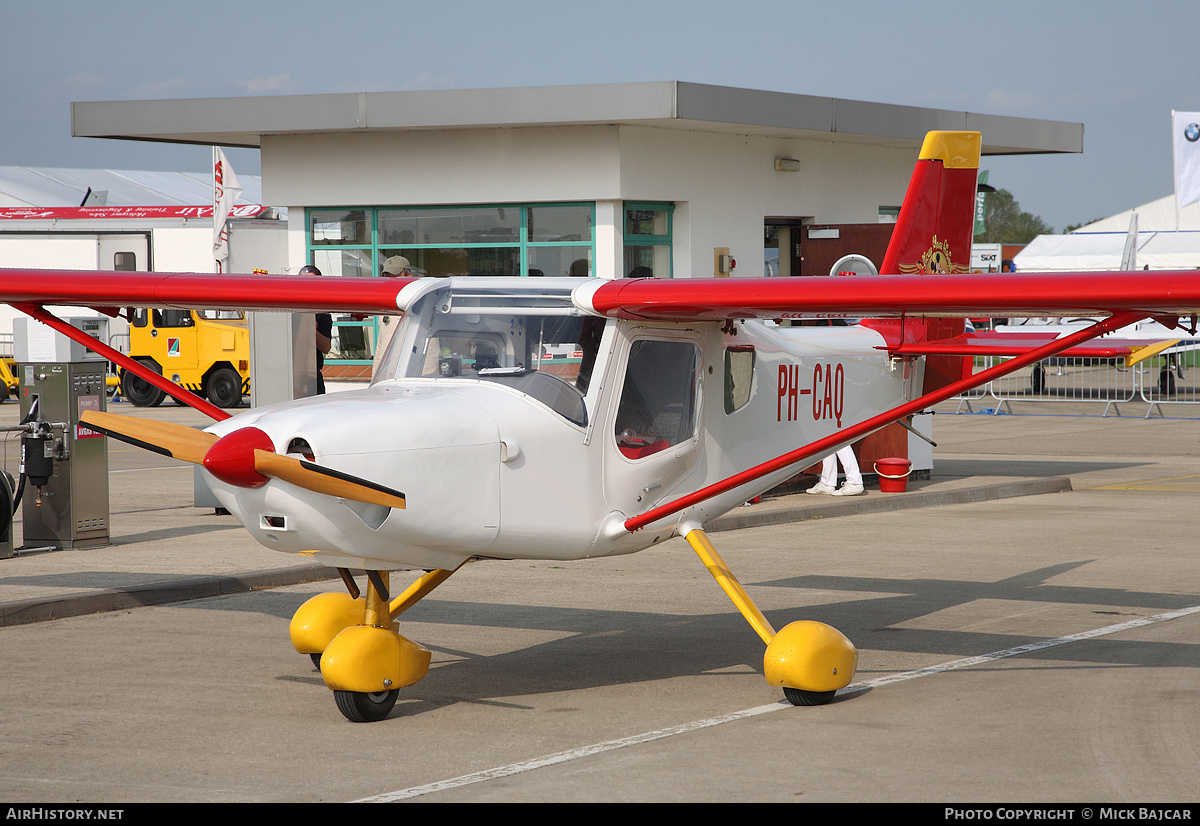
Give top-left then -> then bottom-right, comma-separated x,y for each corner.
2,131 -> 1198,722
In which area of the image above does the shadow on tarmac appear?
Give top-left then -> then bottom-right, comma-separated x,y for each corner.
201,559 -> 1200,721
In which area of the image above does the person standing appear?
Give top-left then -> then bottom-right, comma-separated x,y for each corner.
807,445 -> 864,496
299,264 -> 333,394
372,256 -> 412,377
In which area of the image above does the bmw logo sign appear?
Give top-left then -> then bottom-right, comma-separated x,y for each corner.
1186,123 -> 1200,143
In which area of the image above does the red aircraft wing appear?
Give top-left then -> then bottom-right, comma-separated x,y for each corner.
5,269 -> 1200,329
4,268 -> 1200,325
0,269 -> 418,421
0,269 -> 417,315
576,271 -> 1200,322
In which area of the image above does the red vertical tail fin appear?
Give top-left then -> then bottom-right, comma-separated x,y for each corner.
880,131 -> 980,276
878,131 -> 981,392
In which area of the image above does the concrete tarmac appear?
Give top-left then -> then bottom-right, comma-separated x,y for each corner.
0,399 -> 1198,802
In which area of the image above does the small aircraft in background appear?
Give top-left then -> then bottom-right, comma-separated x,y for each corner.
2,131 -> 1198,722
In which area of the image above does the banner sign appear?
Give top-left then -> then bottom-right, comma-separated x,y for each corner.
0,205 -> 266,220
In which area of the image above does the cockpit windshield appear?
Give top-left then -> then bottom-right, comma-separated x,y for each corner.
374,281 -> 605,427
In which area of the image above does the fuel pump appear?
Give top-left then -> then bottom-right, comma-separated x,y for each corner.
0,413 -> 70,558
13,317 -> 111,551
20,416 -> 68,504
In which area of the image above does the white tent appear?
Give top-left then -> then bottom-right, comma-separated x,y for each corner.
1014,195 -> 1200,272
1078,194 -> 1200,233
1016,229 -> 1200,271
0,166 -> 263,209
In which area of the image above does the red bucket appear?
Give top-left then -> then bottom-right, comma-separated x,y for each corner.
874,458 -> 912,493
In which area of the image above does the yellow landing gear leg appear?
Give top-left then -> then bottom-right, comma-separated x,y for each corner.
681,523 -> 857,706
289,567 -> 458,722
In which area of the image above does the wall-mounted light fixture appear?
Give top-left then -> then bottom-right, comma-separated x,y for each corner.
774,158 -> 802,172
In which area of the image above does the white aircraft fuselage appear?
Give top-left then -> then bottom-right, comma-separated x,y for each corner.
203,278 -> 922,571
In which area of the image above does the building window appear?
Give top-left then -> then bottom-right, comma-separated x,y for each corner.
375,204 -> 593,278
307,203 -> 596,366
623,202 -> 673,278
526,204 -> 594,278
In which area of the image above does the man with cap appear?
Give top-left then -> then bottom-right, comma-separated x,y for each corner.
373,255 -> 413,377
382,255 -> 413,278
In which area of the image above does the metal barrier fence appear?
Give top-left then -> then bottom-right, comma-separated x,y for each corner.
1138,353 -> 1200,416
0,329 -> 128,359
953,354 -> 1200,418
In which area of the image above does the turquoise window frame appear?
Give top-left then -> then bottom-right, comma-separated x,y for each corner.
307,203 -> 597,366
622,201 -> 674,279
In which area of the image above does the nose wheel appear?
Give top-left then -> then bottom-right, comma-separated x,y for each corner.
291,567 -> 461,721
335,689 -> 400,723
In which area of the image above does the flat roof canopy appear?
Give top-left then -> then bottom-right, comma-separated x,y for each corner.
72,81 -> 1082,157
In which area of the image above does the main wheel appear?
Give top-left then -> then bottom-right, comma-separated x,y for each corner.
206,367 -> 242,408
1160,367 -> 1177,396
1031,363 -> 1047,394
122,360 -> 165,407
334,689 -> 399,722
783,686 -> 837,706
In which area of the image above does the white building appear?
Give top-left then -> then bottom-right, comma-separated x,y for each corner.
72,81 -> 1082,379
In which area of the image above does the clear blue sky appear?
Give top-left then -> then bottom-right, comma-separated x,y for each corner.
4,0 -> 1199,232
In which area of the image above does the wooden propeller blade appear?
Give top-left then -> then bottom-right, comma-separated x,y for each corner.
80,410 -> 217,464
253,450 -> 406,509
87,415 -> 406,510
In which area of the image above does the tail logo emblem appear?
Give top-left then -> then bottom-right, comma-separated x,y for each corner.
899,235 -> 968,275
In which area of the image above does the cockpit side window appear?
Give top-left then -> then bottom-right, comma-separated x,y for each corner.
615,339 -> 700,459
724,345 -> 755,414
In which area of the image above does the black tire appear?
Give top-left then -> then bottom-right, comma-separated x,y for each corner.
1031,363 -> 1047,394
783,687 -> 837,707
310,653 -> 322,670
1160,367 -> 1177,396
122,360 -> 166,407
334,689 -> 398,722
206,367 -> 242,408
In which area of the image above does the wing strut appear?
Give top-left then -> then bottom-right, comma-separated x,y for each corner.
13,303 -> 231,422
625,311 -> 1146,533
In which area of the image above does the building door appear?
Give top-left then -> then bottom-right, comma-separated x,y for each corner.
764,220 -> 804,277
